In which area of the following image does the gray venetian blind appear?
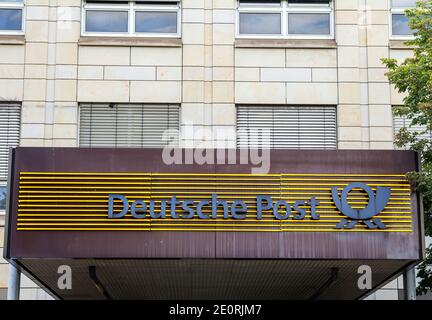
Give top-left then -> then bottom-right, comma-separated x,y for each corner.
237,105 -> 337,149
393,115 -> 432,150
79,103 -> 180,148
0,103 -> 20,180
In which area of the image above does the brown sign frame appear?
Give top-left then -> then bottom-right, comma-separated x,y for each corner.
4,147 -> 424,261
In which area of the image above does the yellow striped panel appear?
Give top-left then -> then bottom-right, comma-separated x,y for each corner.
17,172 -> 413,232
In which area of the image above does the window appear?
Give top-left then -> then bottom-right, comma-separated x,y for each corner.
0,288 -> 7,300
393,113 -> 432,150
390,0 -> 416,38
237,0 -> 333,38
79,103 -> 180,148
0,0 -> 24,33
82,1 -> 180,37
236,105 -> 337,149
0,103 -> 20,179
0,103 -> 20,214
0,186 -> 6,212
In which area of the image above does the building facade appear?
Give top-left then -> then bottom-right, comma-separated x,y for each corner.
0,0 -> 426,299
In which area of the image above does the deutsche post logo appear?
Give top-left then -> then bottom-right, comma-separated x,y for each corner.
331,183 -> 391,229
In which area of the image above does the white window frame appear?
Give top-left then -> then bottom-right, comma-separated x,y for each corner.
0,0 -> 25,35
389,0 -> 416,40
236,0 -> 334,39
81,1 -> 181,38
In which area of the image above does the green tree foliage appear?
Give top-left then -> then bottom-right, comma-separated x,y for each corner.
382,0 -> 432,296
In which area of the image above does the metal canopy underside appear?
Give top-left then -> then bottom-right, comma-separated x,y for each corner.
18,259 -> 408,300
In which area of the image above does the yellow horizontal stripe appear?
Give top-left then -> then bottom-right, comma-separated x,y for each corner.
17,204 -> 411,211
16,206 -> 411,212
16,202 -> 411,207
16,227 -> 413,232
20,172 -> 407,177
18,224 -> 411,232
19,177 -> 409,183
16,218 -> 412,223
17,194 -> 413,200
17,199 -> 412,206
17,208 -> 412,214
17,191 -> 412,197
14,214 -> 412,219
17,206 -> 411,212
16,222 -> 412,229
19,181 -> 410,187
18,195 -> 411,202
16,216 -> 411,222
18,187 -> 411,192
16,213 -> 412,218
18,195 -> 411,199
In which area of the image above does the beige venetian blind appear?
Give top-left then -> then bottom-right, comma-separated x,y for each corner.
79,103 -> 180,148
0,103 -> 21,180
237,105 -> 337,149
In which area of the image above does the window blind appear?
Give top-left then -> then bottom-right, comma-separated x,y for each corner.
237,105 -> 337,149
393,115 -> 432,149
0,103 -> 21,180
79,103 -> 180,148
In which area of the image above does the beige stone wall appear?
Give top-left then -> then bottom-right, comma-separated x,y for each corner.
0,0 -> 417,300
336,0 -> 392,149
0,0 -> 410,150
9,0 -> 81,148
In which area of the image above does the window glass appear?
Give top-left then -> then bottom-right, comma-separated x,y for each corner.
288,13 -> 330,34
86,10 -> 129,32
239,0 -> 281,6
0,9 -> 22,31
239,13 -> 281,35
288,0 -> 330,4
135,11 -> 177,33
392,14 -> 414,35
391,0 -> 417,7
0,186 -> 6,211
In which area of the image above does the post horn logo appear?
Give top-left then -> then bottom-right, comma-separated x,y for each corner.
331,182 -> 391,229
